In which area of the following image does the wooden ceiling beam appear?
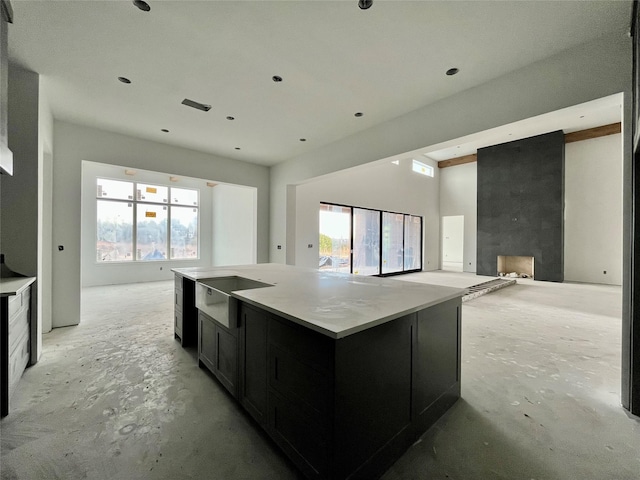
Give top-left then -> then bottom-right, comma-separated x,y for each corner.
438,122 -> 622,169
437,153 -> 477,169
563,122 -> 621,143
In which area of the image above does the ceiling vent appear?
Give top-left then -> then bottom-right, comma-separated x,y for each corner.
181,99 -> 211,112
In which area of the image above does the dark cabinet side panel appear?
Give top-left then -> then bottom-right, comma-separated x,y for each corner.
334,314 -> 413,479
413,299 -> 461,418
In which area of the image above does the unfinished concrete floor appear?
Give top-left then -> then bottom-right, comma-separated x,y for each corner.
1,274 -> 639,479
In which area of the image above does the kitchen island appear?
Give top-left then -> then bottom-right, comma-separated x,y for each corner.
173,264 -> 463,480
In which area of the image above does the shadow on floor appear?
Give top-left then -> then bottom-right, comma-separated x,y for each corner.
383,398 -> 560,480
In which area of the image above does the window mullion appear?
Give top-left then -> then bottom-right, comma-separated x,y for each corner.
133,181 -> 138,261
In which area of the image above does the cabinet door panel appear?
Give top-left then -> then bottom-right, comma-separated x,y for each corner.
240,305 -> 268,424
269,345 -> 331,417
269,391 -> 328,480
215,325 -> 237,396
199,312 -> 216,373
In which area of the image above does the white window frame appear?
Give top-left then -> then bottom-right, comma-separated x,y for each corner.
96,177 -> 200,263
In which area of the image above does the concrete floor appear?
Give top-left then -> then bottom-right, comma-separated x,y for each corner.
1,274 -> 639,479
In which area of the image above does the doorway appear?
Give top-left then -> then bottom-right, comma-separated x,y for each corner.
442,215 -> 464,272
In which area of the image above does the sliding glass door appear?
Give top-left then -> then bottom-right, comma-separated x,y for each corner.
404,215 -> 422,271
319,204 -> 351,272
353,208 -> 380,275
381,212 -> 405,274
320,203 -> 422,276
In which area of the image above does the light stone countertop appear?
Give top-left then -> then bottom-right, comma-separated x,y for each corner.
0,277 -> 36,297
173,264 -> 463,339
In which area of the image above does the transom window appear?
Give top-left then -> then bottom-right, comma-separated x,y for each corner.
96,178 -> 199,262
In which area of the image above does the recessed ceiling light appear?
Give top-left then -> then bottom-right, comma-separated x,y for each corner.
118,77 -> 131,84
226,116 -> 235,120
299,138 -> 307,142
446,68 -> 459,76
133,0 -> 151,12
354,112 -> 363,117
358,0 -> 373,10
161,129 -> 169,133
272,75 -> 283,82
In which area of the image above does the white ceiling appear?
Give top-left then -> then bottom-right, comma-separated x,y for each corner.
421,93 -> 624,162
7,0 -> 632,167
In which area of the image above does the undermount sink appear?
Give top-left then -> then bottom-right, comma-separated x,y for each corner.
196,276 -> 274,328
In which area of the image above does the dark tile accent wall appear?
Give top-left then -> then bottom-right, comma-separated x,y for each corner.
476,131 -> 565,282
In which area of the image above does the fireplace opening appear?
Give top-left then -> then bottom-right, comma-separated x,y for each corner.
497,255 -> 534,279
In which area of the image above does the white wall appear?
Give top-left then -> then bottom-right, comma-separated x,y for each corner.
438,133 -> 623,285
212,183 -> 257,266
53,121 -> 270,327
37,80 -> 53,351
439,163 -> 477,272
294,157 -> 439,271
81,161 -> 217,287
4,65 -> 38,277
270,33 -> 632,266
564,134 -> 623,285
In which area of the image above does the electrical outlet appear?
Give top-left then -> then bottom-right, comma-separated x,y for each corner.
308,244 -> 313,248
603,270 -> 607,274
277,245 -> 282,250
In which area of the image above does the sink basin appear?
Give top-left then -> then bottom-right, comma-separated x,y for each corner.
196,276 -> 274,328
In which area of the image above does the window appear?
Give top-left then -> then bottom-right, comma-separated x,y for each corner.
96,178 -> 199,262
412,159 -> 434,177
319,203 -> 422,276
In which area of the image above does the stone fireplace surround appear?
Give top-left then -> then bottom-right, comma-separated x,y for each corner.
476,131 -> 564,282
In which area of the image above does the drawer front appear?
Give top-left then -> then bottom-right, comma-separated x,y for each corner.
174,307 -> 183,337
8,304 -> 29,354
9,328 -> 30,394
8,288 -> 29,316
175,275 -> 183,292
268,316 -> 333,373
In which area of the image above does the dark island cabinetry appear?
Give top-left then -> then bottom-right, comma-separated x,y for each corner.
236,299 -> 461,480
173,267 -> 462,480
